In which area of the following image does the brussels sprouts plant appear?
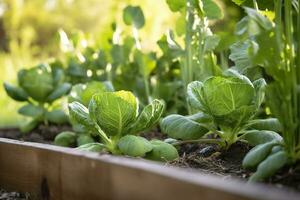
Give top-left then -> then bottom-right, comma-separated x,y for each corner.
161,70 -> 282,150
3,64 -> 71,133
55,81 -> 114,147
65,90 -> 178,161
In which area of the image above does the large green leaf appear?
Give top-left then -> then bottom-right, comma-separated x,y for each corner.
128,99 -> 164,134
123,6 -> 145,29
18,104 -> 44,118
89,91 -> 138,136
3,82 -> 28,102
201,76 -> 255,116
54,131 -> 77,147
146,140 -> 179,161
242,141 -> 278,169
161,114 -> 209,140
202,0 -> 223,20
118,135 -> 153,157
247,118 -> 283,133
241,130 -> 282,146
69,102 -> 94,128
250,151 -> 289,181
47,83 -> 72,102
166,0 -> 185,12
18,65 -> 54,102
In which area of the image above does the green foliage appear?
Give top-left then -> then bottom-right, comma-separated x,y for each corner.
161,70 -> 281,149
231,2 -> 300,181
54,131 -> 77,147
3,64 -> 71,132
68,90 -> 177,161
146,140 -> 179,161
123,6 -> 145,29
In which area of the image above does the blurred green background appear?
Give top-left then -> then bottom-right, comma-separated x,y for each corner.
0,0 -> 179,127
0,0 -> 241,127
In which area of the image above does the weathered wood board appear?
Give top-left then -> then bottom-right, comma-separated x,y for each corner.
0,138 -> 298,200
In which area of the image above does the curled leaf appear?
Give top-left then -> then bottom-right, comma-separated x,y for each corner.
118,135 -> 152,157
249,151 -> 289,181
242,141 -> 278,169
54,131 -> 77,147
146,140 -> 179,161
3,82 -> 28,102
161,114 -> 208,140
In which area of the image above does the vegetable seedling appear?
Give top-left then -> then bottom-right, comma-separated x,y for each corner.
68,90 -> 178,161
161,70 -> 282,150
4,64 -> 71,133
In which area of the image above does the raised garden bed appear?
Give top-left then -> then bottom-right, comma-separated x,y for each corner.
0,137 -> 299,200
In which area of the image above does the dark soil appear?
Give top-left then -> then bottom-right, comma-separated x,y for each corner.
0,124 -> 71,144
143,130 -> 300,192
0,188 -> 30,200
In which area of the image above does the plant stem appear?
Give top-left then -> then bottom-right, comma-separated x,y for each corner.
253,0 -> 259,10
132,26 -> 151,104
173,138 -> 222,146
183,0 -> 194,114
284,0 -> 297,156
297,0 -> 300,145
94,124 -> 112,146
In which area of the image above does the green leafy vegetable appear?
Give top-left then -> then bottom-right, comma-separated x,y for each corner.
3,64 -> 71,133
68,90 -> 176,161
161,70 -> 279,149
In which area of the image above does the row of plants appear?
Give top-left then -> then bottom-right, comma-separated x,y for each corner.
2,0 -> 300,183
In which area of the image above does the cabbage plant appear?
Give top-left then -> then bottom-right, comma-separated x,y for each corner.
161,70 -> 282,149
3,64 -> 71,133
67,90 -> 178,161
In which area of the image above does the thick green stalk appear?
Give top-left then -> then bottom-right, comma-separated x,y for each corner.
297,0 -> 300,146
132,26 -> 151,104
285,0 -> 297,156
183,0 -> 194,114
252,0 -> 259,10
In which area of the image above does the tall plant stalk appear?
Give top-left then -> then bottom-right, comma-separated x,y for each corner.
273,0 -> 299,159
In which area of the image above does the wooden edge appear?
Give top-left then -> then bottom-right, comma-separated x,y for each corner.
0,138 -> 299,200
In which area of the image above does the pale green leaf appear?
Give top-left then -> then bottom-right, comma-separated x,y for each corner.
161,114 -> 209,140
146,140 -> 179,161
242,141 -> 278,169
241,130 -> 282,146
118,135 -> 153,157
54,131 -> 76,147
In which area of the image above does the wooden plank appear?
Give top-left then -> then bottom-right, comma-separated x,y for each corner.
0,138 -> 298,200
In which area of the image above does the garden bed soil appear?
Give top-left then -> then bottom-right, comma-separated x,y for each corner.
0,127 -> 300,194
0,124 -> 71,144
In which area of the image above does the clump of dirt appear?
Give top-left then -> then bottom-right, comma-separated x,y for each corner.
172,142 -> 250,179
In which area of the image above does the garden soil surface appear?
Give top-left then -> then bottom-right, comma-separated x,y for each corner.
0,124 -> 71,144
0,127 -> 299,195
